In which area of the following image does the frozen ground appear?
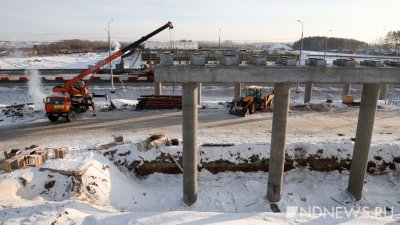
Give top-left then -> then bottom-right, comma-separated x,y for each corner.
0,52 -> 400,224
0,147 -> 399,224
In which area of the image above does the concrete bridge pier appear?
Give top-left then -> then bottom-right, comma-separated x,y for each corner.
234,83 -> 242,102
342,83 -> 351,96
347,83 -> 380,200
304,82 -> 313,103
198,83 -> 202,105
154,82 -> 162,96
182,82 -> 199,206
267,83 -> 291,203
379,83 -> 388,100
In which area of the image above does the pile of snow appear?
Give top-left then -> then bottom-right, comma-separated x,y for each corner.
0,145 -> 399,224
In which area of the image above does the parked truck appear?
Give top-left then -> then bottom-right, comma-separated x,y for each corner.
44,21 -> 173,122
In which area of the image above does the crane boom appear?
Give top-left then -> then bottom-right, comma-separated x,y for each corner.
54,21 -> 173,93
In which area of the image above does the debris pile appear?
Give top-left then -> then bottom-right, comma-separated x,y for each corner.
94,135 -> 126,150
137,134 -> 179,151
0,103 -> 36,122
291,103 -> 335,112
136,95 -> 182,110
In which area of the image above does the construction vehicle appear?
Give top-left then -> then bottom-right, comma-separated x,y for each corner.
229,86 -> 274,117
44,21 -> 173,122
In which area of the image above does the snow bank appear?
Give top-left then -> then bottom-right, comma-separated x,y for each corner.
0,145 -> 399,224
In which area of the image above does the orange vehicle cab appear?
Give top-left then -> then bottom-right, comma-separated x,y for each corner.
45,94 -> 72,118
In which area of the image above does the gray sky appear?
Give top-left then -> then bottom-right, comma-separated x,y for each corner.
0,0 -> 398,43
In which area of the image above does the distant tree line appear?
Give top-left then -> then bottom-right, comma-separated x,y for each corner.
292,36 -> 368,52
31,39 -> 128,55
382,30 -> 400,52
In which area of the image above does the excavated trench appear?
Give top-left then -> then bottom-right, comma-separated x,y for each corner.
104,149 -> 400,177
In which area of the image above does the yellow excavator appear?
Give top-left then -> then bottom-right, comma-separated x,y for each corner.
229,86 -> 274,117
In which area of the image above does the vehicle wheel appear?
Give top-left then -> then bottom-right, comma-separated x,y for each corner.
66,111 -> 77,122
244,109 -> 249,117
48,115 -> 59,122
249,103 -> 256,114
260,102 -> 266,110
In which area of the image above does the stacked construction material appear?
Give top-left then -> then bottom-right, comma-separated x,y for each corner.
136,95 -> 182,110
333,58 -> 357,67
0,145 -> 48,172
360,60 -> 384,67
384,60 -> 400,67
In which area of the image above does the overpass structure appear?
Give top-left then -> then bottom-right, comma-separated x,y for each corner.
155,54 -> 400,207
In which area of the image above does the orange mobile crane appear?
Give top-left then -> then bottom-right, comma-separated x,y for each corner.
44,21 -> 173,122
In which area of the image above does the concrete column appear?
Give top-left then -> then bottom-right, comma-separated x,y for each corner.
379,83 -> 388,100
267,83 -> 291,203
198,83 -> 202,105
304,82 -> 313,103
234,83 -> 242,102
154,82 -> 162,96
182,82 -> 198,206
342,83 -> 351,96
347,83 -> 380,200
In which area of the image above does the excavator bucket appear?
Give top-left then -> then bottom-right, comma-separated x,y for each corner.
229,106 -> 249,117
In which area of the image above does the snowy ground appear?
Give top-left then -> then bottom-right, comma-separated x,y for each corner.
0,52 -> 400,224
0,51 -> 142,69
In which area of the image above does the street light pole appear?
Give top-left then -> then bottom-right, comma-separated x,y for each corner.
296,19 -> 304,93
108,19 -> 115,93
324,29 -> 332,60
218,28 -> 221,62
218,28 -> 221,50
297,19 -> 304,65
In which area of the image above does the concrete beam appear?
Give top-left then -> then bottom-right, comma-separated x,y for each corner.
154,82 -> 162,96
347,83 -> 380,200
182,82 -> 198,206
304,82 -> 313,103
267,83 -> 291,203
379,83 -> 388,100
155,66 -> 400,84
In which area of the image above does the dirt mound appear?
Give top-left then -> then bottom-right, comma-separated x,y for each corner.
291,103 -> 335,112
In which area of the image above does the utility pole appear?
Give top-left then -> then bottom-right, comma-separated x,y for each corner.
324,29 -> 332,60
108,19 -> 115,93
218,28 -> 222,63
296,19 -> 304,93
297,19 -> 304,65
219,28 -> 221,50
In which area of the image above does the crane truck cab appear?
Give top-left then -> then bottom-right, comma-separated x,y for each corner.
44,94 -> 76,122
